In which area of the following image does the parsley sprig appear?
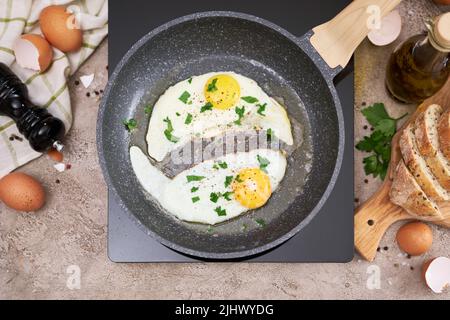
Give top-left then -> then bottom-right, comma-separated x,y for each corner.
257,103 -> 267,116
123,118 -> 137,132
207,78 -> 218,92
234,106 -> 245,125
215,206 -> 227,216
200,102 -> 213,113
144,105 -> 152,115
179,91 -> 191,104
257,155 -> 270,173
241,96 -> 258,103
210,191 -> 233,203
163,117 -> 179,143
186,175 -> 205,182
213,161 -> 228,170
355,103 -> 407,180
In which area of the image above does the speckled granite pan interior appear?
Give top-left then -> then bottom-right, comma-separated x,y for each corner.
98,12 -> 344,259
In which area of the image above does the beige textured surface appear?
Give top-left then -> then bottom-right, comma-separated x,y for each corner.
1,0 -> 449,300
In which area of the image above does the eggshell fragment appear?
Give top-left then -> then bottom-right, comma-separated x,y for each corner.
53,163 -> 66,173
422,257 -> 450,293
40,5 -> 82,53
396,222 -> 433,256
80,74 -> 94,88
368,10 -> 402,46
13,34 -> 53,72
0,172 -> 45,212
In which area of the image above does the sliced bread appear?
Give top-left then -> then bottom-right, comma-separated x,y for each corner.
414,104 -> 450,190
390,160 -> 442,220
400,124 -> 449,202
438,108 -> 450,161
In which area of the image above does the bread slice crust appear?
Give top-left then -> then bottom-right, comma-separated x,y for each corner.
390,160 -> 442,219
400,124 -> 449,201
414,104 -> 450,190
438,108 -> 450,161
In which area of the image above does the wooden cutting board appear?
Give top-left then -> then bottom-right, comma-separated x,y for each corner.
355,78 -> 450,262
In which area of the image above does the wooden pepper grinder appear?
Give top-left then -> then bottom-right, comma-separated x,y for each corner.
0,63 -> 65,152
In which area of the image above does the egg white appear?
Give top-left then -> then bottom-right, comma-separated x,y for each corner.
130,146 -> 287,225
146,72 -> 293,162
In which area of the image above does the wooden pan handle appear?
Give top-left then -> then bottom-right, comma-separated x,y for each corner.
354,180 -> 410,261
310,0 -> 402,69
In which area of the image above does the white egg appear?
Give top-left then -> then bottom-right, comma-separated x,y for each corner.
130,146 -> 287,225
146,72 -> 293,162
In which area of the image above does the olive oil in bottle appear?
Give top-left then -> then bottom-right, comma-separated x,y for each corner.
386,12 -> 450,104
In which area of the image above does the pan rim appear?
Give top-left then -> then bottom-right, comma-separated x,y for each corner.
97,11 -> 345,259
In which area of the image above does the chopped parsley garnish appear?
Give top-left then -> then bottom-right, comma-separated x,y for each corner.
185,113 -> 193,124
176,112 -> 181,116
191,196 -> 200,203
123,118 -> 137,131
235,175 -> 244,183
163,117 -> 179,143
255,218 -> 266,227
222,191 -> 233,201
257,155 -> 270,173
207,78 -> 218,92
225,176 -> 233,188
267,128 -> 273,138
257,103 -> 267,116
188,77 -> 193,84
144,105 -> 152,115
210,192 -> 220,203
179,91 -> 191,104
219,161 -> 228,169
241,96 -> 258,104
215,206 -> 227,216
234,106 -> 245,125
356,102 -> 407,180
186,175 -> 205,182
190,186 -> 199,193
200,102 -> 213,113
210,191 -> 233,203
214,161 -> 227,169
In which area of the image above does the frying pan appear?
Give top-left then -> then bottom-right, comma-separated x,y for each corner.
98,0 -> 401,259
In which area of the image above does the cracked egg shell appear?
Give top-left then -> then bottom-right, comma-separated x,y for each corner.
13,34 -> 53,72
422,257 -> 450,294
368,10 -> 402,46
40,5 -> 82,53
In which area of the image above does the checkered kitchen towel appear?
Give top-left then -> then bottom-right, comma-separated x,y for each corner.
0,0 -> 108,178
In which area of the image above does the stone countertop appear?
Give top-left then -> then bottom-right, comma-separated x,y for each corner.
1,0 -> 449,300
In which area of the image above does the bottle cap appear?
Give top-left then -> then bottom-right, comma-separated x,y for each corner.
428,12 -> 450,52
435,12 -> 450,50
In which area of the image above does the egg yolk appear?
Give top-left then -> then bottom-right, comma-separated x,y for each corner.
232,168 -> 272,209
204,74 -> 240,110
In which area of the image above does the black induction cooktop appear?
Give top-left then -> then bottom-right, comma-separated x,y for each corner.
107,0 -> 354,262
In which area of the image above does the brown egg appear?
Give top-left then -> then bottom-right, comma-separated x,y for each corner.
0,172 -> 46,212
39,5 -> 82,53
433,0 -> 450,5
396,222 -> 433,256
13,34 -> 53,72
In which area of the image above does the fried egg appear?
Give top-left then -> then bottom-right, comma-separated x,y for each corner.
146,72 -> 293,162
130,146 -> 287,225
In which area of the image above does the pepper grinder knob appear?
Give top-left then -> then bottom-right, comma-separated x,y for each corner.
0,63 -> 65,153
